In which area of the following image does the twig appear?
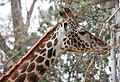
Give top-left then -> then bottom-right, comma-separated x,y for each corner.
99,6 -> 120,36
106,6 -> 120,23
84,56 -> 95,80
0,34 -> 10,52
86,56 -> 95,72
3,49 -> 26,67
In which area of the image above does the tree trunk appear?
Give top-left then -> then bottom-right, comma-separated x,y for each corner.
110,26 -> 117,82
11,0 -> 28,49
110,0 -> 120,82
0,0 -> 37,70
115,0 -> 120,81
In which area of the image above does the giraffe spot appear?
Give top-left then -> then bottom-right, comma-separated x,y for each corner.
47,48 -> 53,58
27,62 -> 35,72
78,42 -> 81,48
67,40 -> 70,45
45,37 -> 51,42
71,39 -> 73,45
74,38 -> 77,43
26,52 -> 34,60
71,31 -> 74,34
53,50 -> 56,56
27,72 -> 39,82
64,42 -> 66,45
11,71 -> 19,80
51,58 -> 55,64
97,38 -> 102,42
47,41 -> 52,48
65,45 -> 68,48
30,54 -> 37,62
85,43 -> 89,47
19,62 -> 29,73
68,34 -> 71,37
52,33 -> 56,39
59,23 -> 63,27
36,56 -> 45,63
36,65 -> 47,75
82,44 -> 85,48
74,44 -> 78,48
89,34 -> 93,39
63,38 -> 67,41
43,53 -> 46,56
75,33 -> 78,37
94,37 -> 98,42
40,43 -> 45,48
90,44 -> 93,48
72,35 -> 75,38
45,60 -> 50,67
40,48 -> 46,54
80,49 -> 84,51
77,37 -> 80,40
54,38 -> 58,46
80,40 -> 83,42
36,47 -> 42,53
15,73 -> 26,82
64,22 -> 67,29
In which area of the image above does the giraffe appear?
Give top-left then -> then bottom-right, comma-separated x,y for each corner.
0,8 -> 111,82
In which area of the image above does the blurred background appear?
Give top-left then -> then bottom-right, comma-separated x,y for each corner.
0,0 -> 119,82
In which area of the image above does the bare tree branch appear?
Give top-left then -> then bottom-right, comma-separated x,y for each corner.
106,6 -> 120,23
3,36 -> 39,67
99,6 -> 120,36
11,0 -> 24,27
4,47 -> 25,68
0,34 -> 10,52
26,0 -> 37,27
87,0 -> 113,4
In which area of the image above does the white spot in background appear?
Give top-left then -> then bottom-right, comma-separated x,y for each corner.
61,54 -> 68,64
105,66 -> 111,74
63,73 -> 69,79
0,2 -> 11,18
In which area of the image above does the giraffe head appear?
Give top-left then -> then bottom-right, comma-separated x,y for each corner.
59,8 -> 111,54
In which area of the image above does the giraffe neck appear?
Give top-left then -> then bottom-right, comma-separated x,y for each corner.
0,24 -> 65,82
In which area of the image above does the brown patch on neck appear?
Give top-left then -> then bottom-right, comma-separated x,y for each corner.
0,24 -> 60,82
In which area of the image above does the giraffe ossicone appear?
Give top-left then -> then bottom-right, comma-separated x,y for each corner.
0,8 -> 111,82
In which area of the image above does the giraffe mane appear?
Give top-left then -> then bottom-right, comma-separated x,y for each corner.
0,24 -> 60,81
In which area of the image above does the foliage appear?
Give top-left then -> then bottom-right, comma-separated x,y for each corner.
0,0 -> 115,81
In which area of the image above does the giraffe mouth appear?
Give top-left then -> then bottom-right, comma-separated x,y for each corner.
98,45 -> 111,55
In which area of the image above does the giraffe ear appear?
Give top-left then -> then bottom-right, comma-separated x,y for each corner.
64,8 -> 74,19
59,11 -> 68,20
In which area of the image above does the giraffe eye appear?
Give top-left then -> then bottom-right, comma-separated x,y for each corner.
79,31 -> 86,36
